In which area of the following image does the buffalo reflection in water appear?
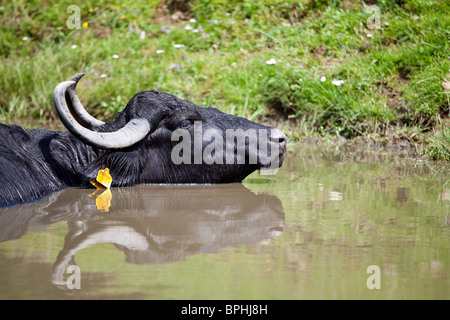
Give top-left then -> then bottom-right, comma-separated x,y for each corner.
0,184 -> 285,286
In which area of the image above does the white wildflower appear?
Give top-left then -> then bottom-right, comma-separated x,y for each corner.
189,18 -> 197,23
112,54 -> 119,59
184,25 -> 193,30
156,50 -> 165,54
265,58 -> 277,65
173,44 -> 185,48
100,74 -> 107,78
331,80 -> 345,86
71,45 -> 77,49
22,36 -> 29,41
320,76 -> 326,82
366,33 -> 373,38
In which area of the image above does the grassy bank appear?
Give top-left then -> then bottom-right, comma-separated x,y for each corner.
0,0 -> 449,159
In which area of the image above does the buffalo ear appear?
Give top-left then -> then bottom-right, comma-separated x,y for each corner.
80,150 -> 142,187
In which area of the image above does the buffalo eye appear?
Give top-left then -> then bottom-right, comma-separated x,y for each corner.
179,119 -> 192,129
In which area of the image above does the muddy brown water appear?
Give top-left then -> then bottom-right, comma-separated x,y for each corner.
0,143 -> 448,299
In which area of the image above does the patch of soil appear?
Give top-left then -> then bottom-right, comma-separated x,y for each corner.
154,1 -> 191,25
302,135 -> 416,153
94,26 -> 112,39
314,44 -> 327,56
376,75 -> 409,109
264,96 -> 296,121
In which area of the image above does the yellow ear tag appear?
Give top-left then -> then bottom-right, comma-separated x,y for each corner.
90,168 -> 112,189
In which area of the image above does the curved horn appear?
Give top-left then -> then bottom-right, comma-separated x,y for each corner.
54,80 -> 151,149
66,73 -> 105,129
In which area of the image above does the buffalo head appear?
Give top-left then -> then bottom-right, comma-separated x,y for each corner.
0,74 -> 287,207
55,73 -> 287,185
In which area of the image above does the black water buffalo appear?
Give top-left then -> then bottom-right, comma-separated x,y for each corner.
0,74 -> 286,207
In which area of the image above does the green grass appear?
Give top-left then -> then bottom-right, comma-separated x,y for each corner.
0,0 -> 449,158
425,117 -> 450,161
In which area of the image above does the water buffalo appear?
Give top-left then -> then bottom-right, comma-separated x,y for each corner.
0,74 -> 286,207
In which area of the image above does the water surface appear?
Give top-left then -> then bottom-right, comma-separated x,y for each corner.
0,143 -> 448,299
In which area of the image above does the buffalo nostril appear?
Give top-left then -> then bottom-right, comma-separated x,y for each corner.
269,129 -> 287,145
